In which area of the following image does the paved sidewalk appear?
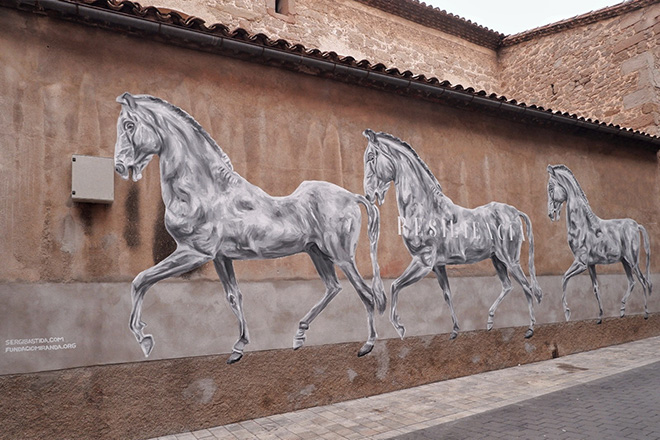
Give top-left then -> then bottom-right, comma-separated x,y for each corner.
152,336 -> 660,440
394,360 -> 660,439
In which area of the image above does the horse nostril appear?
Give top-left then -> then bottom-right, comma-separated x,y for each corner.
115,164 -> 125,174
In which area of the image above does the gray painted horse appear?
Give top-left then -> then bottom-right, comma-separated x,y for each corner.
362,130 -> 542,339
547,164 -> 652,322
114,93 -> 386,363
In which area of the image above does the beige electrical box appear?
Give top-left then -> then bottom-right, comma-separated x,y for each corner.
71,155 -> 114,204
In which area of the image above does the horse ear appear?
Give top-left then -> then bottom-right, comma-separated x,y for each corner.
547,165 -> 556,177
362,129 -> 377,143
116,92 -> 137,110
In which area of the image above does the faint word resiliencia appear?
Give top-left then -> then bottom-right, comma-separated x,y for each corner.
397,217 -> 525,241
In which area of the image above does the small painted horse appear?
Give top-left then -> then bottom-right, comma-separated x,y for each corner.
547,164 -> 652,322
362,129 -> 542,339
114,93 -> 386,363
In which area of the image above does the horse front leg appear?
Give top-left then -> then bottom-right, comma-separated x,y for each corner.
508,263 -> 537,338
562,260 -> 587,321
130,247 -> 210,357
489,256 -> 513,333
620,261 -> 635,318
214,257 -> 249,364
631,264 -> 650,319
390,257 -> 432,339
433,265 -> 460,340
587,265 -> 604,324
294,246 -> 342,351
338,259 -> 380,357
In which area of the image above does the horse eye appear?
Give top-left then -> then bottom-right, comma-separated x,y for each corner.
367,153 -> 375,162
124,121 -> 135,131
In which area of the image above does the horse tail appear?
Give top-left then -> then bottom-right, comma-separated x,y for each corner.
519,211 -> 543,304
639,224 -> 652,295
357,195 -> 387,314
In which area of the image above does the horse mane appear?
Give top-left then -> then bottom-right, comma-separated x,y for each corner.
135,95 -> 236,181
375,132 -> 443,194
550,164 -> 600,225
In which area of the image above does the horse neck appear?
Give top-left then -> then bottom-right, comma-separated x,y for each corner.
158,119 -> 237,203
392,151 -> 453,217
561,176 -> 596,229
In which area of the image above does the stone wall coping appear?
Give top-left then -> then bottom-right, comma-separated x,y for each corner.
502,0 -> 660,46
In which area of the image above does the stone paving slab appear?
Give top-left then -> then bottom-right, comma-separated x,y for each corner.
151,336 -> 660,440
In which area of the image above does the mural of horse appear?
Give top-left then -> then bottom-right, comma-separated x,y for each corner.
547,164 -> 652,322
362,129 -> 542,339
113,93 -> 386,364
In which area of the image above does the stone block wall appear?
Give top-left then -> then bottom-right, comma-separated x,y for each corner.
152,0 -> 501,91
499,3 -> 660,135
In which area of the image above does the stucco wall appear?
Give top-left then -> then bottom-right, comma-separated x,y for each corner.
1,6 -> 659,377
499,3 -> 660,136
1,7 -> 659,284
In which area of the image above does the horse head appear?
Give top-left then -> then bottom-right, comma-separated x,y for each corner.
114,92 -> 162,182
362,129 -> 396,205
547,165 -> 567,221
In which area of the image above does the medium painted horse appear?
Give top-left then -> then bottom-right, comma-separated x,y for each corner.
547,164 -> 651,322
362,129 -> 542,339
114,93 -> 386,363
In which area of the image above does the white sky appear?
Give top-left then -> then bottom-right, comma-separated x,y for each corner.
422,0 -> 625,35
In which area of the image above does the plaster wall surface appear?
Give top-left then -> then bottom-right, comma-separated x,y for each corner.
1,5 -> 659,375
1,8 -> 659,285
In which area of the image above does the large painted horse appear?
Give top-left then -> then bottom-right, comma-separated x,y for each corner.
362,130 -> 542,339
547,164 -> 651,322
114,93 -> 386,363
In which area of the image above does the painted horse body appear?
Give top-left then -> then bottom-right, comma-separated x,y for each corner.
114,93 -> 385,363
547,164 -> 651,322
362,130 -> 542,339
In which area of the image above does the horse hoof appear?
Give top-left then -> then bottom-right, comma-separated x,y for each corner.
644,313 -> 649,320
227,351 -> 243,364
524,329 -> 534,339
486,322 -> 493,331
620,310 -> 626,318
140,335 -> 154,357
449,331 -> 458,340
395,326 -> 406,339
292,337 -> 305,351
596,318 -> 602,325
358,342 -> 374,357
564,309 -> 571,321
